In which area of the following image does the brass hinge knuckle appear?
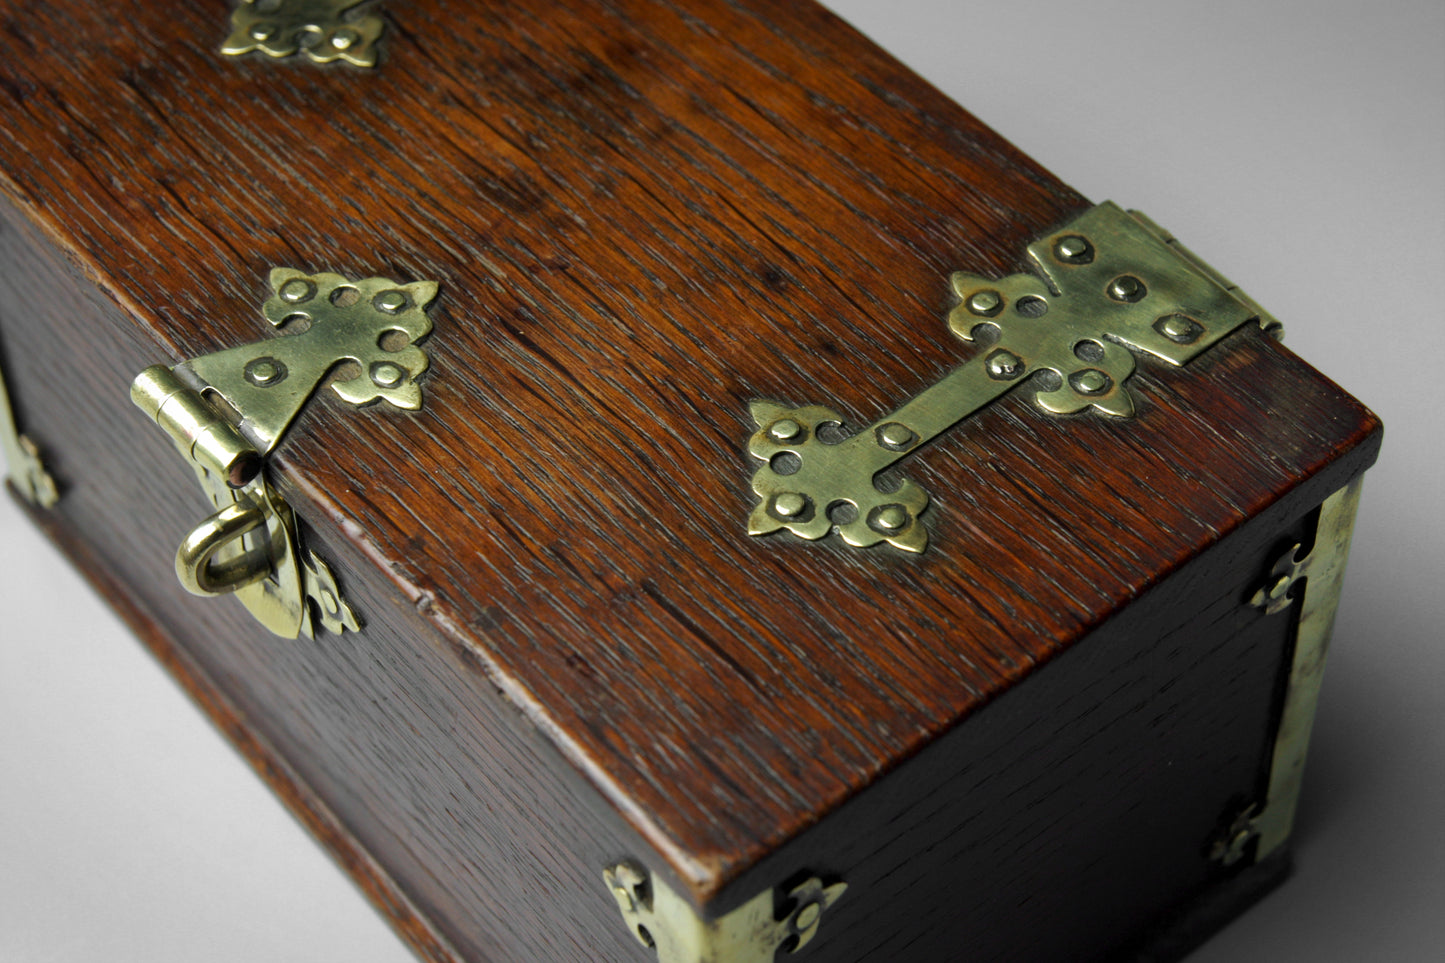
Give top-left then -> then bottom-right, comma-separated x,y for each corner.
132,267 -> 436,639
603,861 -> 847,963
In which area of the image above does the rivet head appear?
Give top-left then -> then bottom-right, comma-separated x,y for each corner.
877,422 -> 916,450
795,902 -> 822,931
774,493 -> 808,518
1054,235 -> 1093,263
249,23 -> 276,42
244,357 -> 286,386
1108,275 -> 1146,302
768,419 -> 802,443
1072,369 -> 1111,394
986,349 -> 1023,380
1156,314 -> 1202,343
371,362 -> 405,388
874,505 -> 909,531
279,278 -> 316,303
331,27 -> 360,50
374,290 -> 409,313
967,290 -> 1002,316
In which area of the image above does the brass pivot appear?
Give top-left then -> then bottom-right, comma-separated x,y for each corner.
132,268 -> 438,639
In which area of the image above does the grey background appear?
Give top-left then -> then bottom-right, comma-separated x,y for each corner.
2,1 -> 1440,960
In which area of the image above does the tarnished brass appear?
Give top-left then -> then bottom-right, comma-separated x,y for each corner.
222,0 -> 385,67
0,341 -> 58,508
133,268 -> 435,638
1247,478 -> 1365,860
603,862 -> 846,963
746,202 -> 1281,553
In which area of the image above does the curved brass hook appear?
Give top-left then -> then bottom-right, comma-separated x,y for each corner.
176,501 -> 272,597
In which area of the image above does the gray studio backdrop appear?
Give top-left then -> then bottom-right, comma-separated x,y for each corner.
2,1 -> 1440,960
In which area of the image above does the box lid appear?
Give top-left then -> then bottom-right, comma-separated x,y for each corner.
0,0 -> 1379,906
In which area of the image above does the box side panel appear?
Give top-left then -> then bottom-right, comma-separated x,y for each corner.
720,388 -> 1379,962
0,193 -> 656,963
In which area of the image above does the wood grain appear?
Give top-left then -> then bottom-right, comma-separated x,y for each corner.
0,0 -> 1381,960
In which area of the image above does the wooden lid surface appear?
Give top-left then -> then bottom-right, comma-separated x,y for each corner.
0,0 -> 1378,900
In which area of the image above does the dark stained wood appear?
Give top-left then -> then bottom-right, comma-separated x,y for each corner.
0,0 -> 1382,960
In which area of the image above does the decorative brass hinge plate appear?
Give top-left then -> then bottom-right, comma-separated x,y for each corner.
132,268 -> 437,639
0,337 -> 58,508
222,0 -> 385,67
603,862 -> 847,963
746,202 -> 1282,553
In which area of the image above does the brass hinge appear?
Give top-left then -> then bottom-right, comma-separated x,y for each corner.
746,201 -> 1282,553
222,0 -> 386,67
0,336 -> 58,508
603,862 -> 847,963
132,268 -> 437,639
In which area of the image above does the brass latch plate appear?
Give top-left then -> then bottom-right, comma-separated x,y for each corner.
132,268 -> 437,638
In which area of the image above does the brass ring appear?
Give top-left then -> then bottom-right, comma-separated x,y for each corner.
176,501 -> 271,597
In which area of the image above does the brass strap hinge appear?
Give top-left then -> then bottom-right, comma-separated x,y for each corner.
0,337 -> 58,509
132,268 -> 437,639
746,201 -> 1282,553
603,862 -> 847,963
222,0 -> 386,67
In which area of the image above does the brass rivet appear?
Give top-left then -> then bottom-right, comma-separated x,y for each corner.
244,357 -> 286,386
1108,275 -> 1145,302
1054,235 -> 1093,263
249,23 -> 276,42
371,362 -> 404,388
967,290 -> 1002,316
279,279 -> 315,303
877,422 -> 916,449
795,902 -> 822,931
875,505 -> 908,531
1074,369 -> 1110,394
374,290 -> 408,313
768,419 -> 802,443
774,493 -> 808,518
331,27 -> 360,50
986,350 -> 1023,380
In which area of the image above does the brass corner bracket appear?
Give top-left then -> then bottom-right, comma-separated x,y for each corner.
1244,478 -> 1365,861
603,861 -> 847,963
132,267 -> 437,639
222,0 -> 386,67
746,201 -> 1282,554
0,347 -> 58,509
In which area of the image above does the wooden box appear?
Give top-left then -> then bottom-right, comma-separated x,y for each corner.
0,1 -> 1381,961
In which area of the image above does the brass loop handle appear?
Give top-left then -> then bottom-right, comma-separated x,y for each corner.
176,501 -> 272,597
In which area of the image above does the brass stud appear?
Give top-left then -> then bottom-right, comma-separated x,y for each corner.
279,278 -> 316,303
986,350 -> 1024,380
768,419 -> 802,443
966,290 -> 1002,316
874,505 -> 909,531
331,27 -> 360,50
371,362 -> 404,388
1156,314 -> 1202,343
774,493 -> 808,518
877,422 -> 916,449
244,357 -> 286,387
1054,235 -> 1093,263
249,23 -> 276,41
1108,275 -> 1146,302
1072,369 -> 1110,394
374,290 -> 409,314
